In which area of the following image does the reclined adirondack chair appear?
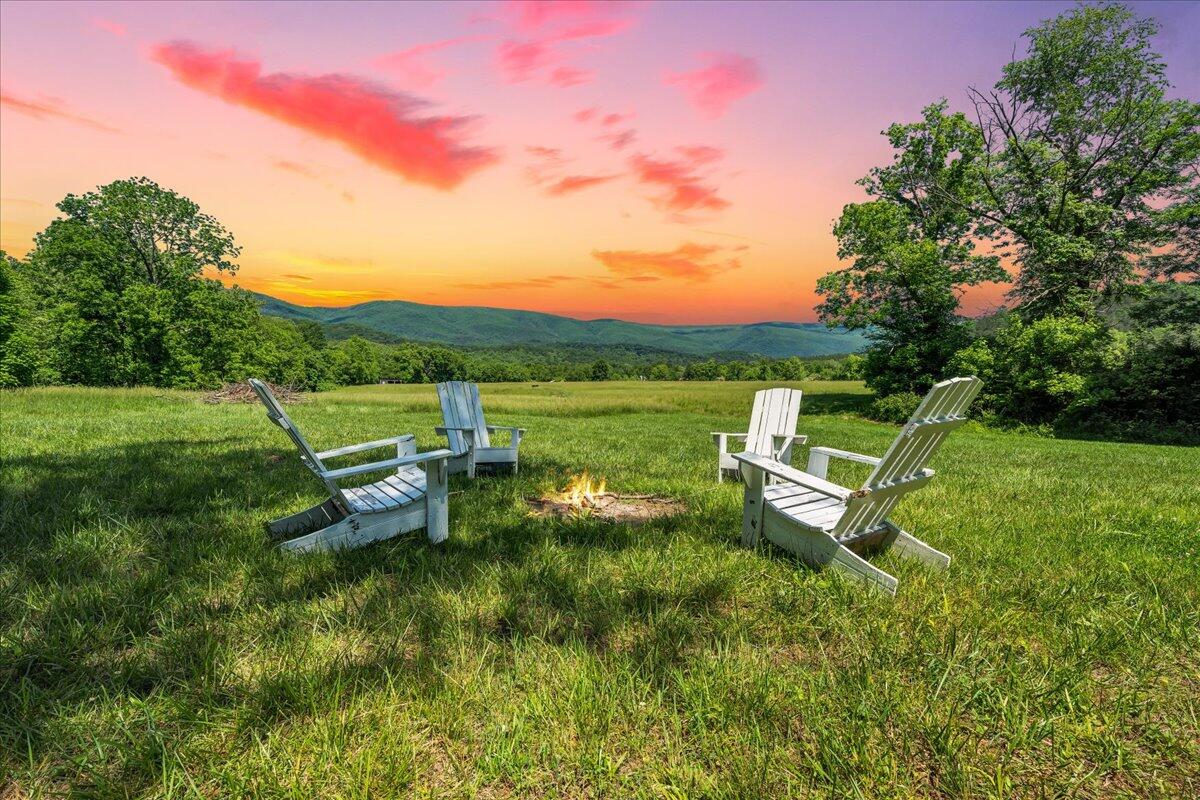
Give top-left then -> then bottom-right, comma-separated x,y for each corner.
712,387 -> 806,482
249,379 -> 453,552
435,381 -> 525,478
734,377 -> 982,595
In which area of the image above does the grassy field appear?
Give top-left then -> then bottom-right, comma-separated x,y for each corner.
2,381 -> 1198,798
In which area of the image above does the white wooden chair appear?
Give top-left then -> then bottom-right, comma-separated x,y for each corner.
734,377 -> 982,595
435,381 -> 525,478
249,379 -> 453,552
712,387 -> 806,482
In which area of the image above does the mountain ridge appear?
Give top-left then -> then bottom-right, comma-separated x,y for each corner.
253,292 -> 868,358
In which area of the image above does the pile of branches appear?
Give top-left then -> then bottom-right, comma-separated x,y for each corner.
203,381 -> 305,405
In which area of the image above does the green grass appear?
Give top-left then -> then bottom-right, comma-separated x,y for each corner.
2,381 -> 1197,798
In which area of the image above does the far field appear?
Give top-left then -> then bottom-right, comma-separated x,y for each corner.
2,381 -> 1198,798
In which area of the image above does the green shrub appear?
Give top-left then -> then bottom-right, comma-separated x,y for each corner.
866,391 -> 921,423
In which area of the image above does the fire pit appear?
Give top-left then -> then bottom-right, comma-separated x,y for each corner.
526,472 -> 685,524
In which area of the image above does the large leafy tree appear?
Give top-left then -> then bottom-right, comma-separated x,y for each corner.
52,176 -> 240,286
963,3 -> 1200,318
24,177 -> 265,387
818,104 -> 1006,394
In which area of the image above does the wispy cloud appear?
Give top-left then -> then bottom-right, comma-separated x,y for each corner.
546,173 -> 620,195
599,128 -> 636,151
272,159 -> 319,179
92,18 -> 127,37
573,106 -> 637,150
665,52 -> 763,119
525,144 -> 618,196
591,242 -> 743,281
456,271 -> 648,291
628,146 -> 730,220
493,1 -> 637,87
373,35 -> 491,88
1,90 -> 120,133
150,41 -> 499,189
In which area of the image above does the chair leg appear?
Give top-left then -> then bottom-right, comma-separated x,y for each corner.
425,459 -> 449,544
830,544 -> 899,596
884,525 -> 950,570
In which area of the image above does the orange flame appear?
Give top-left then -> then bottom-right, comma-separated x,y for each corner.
558,471 -> 608,509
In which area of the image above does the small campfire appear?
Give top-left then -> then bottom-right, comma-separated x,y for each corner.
526,472 -> 685,523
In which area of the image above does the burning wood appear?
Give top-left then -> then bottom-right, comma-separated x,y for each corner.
526,472 -> 685,523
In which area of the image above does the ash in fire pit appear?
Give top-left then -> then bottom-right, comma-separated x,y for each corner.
526,472 -> 685,524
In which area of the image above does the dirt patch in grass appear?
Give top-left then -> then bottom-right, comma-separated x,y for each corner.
203,381 -> 306,404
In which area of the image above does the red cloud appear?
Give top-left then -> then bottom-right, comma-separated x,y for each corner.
373,35 -> 491,88
592,242 -> 742,281
628,147 -> 730,219
574,107 -> 597,123
0,91 -> 120,133
546,174 -> 619,195
665,52 -> 763,119
92,18 -> 127,36
150,41 -> 498,190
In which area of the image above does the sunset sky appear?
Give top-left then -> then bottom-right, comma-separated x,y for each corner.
2,1 -> 1197,324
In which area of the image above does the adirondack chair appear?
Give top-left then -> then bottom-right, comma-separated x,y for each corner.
734,377 -> 982,595
712,387 -> 806,482
435,381 -> 525,478
249,379 -> 453,552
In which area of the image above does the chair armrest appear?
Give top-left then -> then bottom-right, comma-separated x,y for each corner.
317,435 -> 415,460
771,433 -> 807,447
486,426 -> 526,434
733,452 -> 853,501
806,446 -> 880,479
711,432 -> 749,446
809,446 -> 880,467
319,449 -> 454,480
770,433 -> 808,463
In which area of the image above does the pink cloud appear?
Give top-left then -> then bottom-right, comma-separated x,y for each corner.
545,173 -> 619,195
599,128 -> 636,150
150,41 -> 498,190
592,242 -> 742,281
373,35 -> 491,88
573,107 -> 598,123
628,147 -> 730,219
548,66 -> 593,87
0,90 -> 120,133
503,1 -> 617,33
493,0 -> 637,88
92,18 -> 127,37
665,52 -> 764,119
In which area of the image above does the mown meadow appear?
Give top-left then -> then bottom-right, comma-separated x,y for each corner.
2,381 -> 1198,798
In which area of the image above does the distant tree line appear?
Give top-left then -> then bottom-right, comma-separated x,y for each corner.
0,178 -> 862,391
818,3 -> 1198,443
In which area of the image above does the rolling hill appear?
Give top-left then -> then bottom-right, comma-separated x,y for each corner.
254,293 -> 868,358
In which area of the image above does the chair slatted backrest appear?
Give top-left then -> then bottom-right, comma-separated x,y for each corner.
249,379 -> 339,497
745,388 -> 802,457
832,377 -> 982,540
437,381 -> 490,455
